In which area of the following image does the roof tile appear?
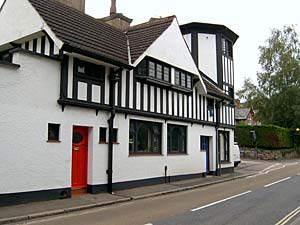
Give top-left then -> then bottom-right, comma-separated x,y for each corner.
28,0 -> 129,65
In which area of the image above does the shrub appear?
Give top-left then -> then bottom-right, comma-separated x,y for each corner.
235,125 -> 293,149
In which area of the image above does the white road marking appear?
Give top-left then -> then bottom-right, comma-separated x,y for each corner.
247,163 -> 282,178
191,191 -> 252,212
275,206 -> 300,225
264,177 -> 291,188
144,223 -> 153,225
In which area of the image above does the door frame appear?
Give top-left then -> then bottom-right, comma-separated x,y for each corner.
71,126 -> 89,190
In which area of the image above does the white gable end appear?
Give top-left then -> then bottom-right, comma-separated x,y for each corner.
133,19 -> 206,94
0,0 -> 63,49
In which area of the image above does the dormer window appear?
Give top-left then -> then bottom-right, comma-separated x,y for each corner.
135,58 -> 171,83
163,67 -> 170,82
174,69 -> 192,90
134,58 -> 193,92
175,70 -> 180,85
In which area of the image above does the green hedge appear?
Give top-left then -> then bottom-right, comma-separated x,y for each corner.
235,125 -> 293,149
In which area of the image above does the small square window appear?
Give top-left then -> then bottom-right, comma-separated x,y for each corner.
99,127 -> 107,142
112,128 -> 118,143
48,123 -> 60,141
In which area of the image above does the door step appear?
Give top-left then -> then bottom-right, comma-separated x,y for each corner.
72,188 -> 87,196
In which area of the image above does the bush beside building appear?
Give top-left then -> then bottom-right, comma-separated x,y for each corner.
236,125 -> 293,149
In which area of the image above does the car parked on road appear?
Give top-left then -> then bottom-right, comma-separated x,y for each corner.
233,142 -> 241,167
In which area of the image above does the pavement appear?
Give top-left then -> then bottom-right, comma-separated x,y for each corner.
0,160 -> 270,225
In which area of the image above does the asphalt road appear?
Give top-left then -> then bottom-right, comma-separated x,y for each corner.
15,160 -> 300,225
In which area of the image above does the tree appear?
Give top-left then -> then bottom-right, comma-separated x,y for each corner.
236,78 -> 258,108
236,25 -> 300,128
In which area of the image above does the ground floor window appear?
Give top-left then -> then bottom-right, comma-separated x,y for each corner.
167,124 -> 187,154
219,131 -> 230,162
48,123 -> 60,141
129,120 -> 162,154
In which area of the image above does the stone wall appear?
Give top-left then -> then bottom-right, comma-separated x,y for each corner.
240,147 -> 300,160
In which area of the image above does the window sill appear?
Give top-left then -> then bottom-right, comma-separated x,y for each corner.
129,154 -> 163,157
99,142 -> 120,145
47,140 -> 61,143
135,75 -> 172,87
167,153 -> 188,156
220,161 -> 232,164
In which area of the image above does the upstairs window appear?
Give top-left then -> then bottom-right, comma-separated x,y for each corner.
137,60 -> 147,76
134,58 -> 192,90
181,72 -> 186,87
73,58 -> 105,81
135,59 -> 171,83
186,75 -> 192,89
222,39 -> 233,58
175,70 -> 180,85
207,98 -> 214,117
156,64 -> 162,80
163,67 -> 170,82
174,70 -> 192,90
149,61 -> 155,77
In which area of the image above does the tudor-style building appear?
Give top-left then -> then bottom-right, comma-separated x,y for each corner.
0,0 -> 238,206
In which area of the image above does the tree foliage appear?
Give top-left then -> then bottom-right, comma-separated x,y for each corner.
236,25 -> 300,128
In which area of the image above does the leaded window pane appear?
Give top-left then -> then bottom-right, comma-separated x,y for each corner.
175,71 -> 180,85
181,73 -> 186,87
187,75 -> 192,89
157,64 -> 162,80
163,67 -> 170,82
167,124 -> 187,154
129,120 -> 162,154
149,61 -> 155,77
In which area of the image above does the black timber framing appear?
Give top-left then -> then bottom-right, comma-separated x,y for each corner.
191,32 -> 199,66
216,33 -> 223,89
60,55 -> 69,99
57,98 -> 235,128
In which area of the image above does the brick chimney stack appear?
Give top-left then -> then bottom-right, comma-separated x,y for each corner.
99,0 -> 132,31
110,0 -> 116,15
57,0 -> 85,13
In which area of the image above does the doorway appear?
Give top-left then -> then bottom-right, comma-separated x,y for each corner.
72,126 -> 88,191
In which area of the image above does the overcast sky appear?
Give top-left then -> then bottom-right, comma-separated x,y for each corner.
1,0 -> 298,90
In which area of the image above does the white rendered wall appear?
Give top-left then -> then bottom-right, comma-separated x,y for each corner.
198,33 -> 218,83
134,19 -> 206,95
0,0 -> 63,49
112,114 -> 217,183
0,53 -> 228,194
0,52 -> 109,194
183,34 -> 192,52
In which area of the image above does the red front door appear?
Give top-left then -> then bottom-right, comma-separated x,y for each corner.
72,126 -> 88,189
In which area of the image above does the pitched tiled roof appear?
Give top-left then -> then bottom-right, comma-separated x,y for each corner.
201,76 -> 231,101
235,108 -> 251,120
28,0 -> 129,66
127,16 -> 175,63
